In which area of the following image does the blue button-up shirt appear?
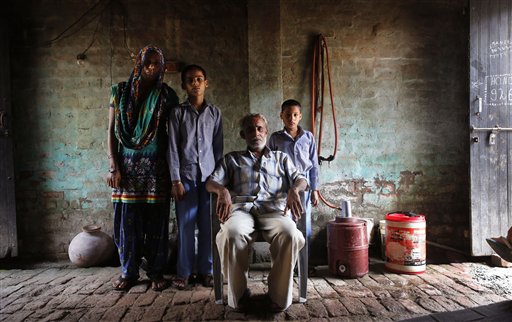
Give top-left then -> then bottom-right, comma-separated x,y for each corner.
209,146 -> 308,215
168,100 -> 223,182
268,127 -> 319,190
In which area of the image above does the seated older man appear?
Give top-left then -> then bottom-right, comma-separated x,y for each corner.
206,113 -> 307,312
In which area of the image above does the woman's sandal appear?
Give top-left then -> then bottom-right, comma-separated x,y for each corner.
171,276 -> 188,290
112,276 -> 137,291
151,277 -> 168,291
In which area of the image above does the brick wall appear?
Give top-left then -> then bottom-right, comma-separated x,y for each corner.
7,0 -> 469,263
279,0 -> 469,262
7,0 -> 248,259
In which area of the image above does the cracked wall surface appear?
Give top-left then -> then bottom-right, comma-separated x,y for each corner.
6,0 -> 469,261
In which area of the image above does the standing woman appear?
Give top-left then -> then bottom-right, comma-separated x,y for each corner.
106,45 -> 178,291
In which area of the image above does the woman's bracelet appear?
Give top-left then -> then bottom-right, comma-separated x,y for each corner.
172,181 -> 182,186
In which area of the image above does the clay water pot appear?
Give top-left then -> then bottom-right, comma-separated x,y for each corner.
68,224 -> 116,267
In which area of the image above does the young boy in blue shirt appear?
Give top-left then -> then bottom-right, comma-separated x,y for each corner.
268,99 -> 319,244
168,65 -> 223,289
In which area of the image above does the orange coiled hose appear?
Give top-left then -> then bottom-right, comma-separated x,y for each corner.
311,34 -> 340,210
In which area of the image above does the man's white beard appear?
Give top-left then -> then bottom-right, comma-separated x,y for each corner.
249,138 -> 267,151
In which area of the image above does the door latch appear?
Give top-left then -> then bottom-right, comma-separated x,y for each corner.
489,130 -> 497,145
476,95 -> 482,115
0,111 -> 8,137
0,111 -> 5,129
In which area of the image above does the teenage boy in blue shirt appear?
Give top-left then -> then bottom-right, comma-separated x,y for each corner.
268,99 -> 319,244
168,65 -> 223,289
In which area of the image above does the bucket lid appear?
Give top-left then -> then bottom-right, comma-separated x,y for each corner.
386,212 -> 425,222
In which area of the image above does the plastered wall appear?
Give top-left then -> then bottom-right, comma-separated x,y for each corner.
278,0 -> 469,262
7,0 -> 469,262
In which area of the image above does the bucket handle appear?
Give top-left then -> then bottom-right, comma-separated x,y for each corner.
388,211 -> 420,217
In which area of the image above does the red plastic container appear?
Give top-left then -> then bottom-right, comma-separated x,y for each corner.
385,212 -> 426,274
327,217 -> 368,278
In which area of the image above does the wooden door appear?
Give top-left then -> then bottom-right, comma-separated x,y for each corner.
0,18 -> 18,258
470,0 -> 512,256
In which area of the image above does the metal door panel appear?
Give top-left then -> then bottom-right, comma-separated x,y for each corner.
470,0 -> 512,255
0,17 -> 18,258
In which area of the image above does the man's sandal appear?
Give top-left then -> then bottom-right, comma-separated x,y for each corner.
112,276 -> 137,291
171,276 -> 188,290
198,274 -> 214,287
267,294 -> 285,312
234,288 -> 251,312
151,277 -> 168,291
270,301 -> 285,313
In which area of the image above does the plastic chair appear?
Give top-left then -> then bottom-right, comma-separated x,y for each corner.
211,192 -> 308,304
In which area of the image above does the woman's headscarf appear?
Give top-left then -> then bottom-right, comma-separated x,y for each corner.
111,45 -> 167,150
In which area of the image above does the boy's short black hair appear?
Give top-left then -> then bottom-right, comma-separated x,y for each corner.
181,64 -> 207,83
281,99 -> 302,112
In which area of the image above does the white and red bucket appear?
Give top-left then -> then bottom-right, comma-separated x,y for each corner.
384,212 -> 426,274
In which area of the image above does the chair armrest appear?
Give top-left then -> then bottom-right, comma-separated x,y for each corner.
296,191 -> 307,235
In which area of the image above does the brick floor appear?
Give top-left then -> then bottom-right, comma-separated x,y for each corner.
0,260 -> 511,321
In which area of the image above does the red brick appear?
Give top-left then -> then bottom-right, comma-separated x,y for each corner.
63,308 -> 88,322
361,274 -> 386,287
367,285 -> 392,298
379,296 -> 408,313
285,303 -> 309,320
339,297 -> 368,315
121,307 -> 145,321
333,285 -> 374,298
133,292 -> 158,306
417,284 -> 443,296
449,295 -> 479,308
171,290 -> 192,305
0,303 -> 24,315
416,297 -> 446,313
323,298 -> 349,317
201,301 -> 225,320
431,295 -> 464,311
311,277 -> 338,298
101,306 -> 128,321
23,296 -> 52,310
184,302 -> 207,321
398,298 -> 430,314
382,273 -> 409,287
77,282 -> 103,295
306,278 -> 322,299
42,191 -> 64,199
223,308 -> 247,321
191,288 -> 212,303
128,282 -> 149,294
3,310 -> 33,322
360,297 -> 389,316
78,307 -> 107,322
116,294 -> 139,307
304,299 -> 329,318
77,293 -> 122,308
161,304 -> 187,321
56,294 -> 88,309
